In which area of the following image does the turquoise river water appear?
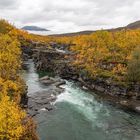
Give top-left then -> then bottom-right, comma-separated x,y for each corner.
23,59 -> 140,140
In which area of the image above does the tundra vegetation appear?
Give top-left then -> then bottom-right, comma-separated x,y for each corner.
0,19 -> 140,139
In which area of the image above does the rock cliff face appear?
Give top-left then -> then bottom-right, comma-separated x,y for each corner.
33,49 -> 66,71
32,44 -> 78,79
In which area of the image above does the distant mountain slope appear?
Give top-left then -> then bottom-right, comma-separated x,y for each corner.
51,30 -> 95,37
51,20 -> 140,37
22,26 -> 49,31
126,20 -> 140,29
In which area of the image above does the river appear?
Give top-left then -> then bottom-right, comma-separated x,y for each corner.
22,59 -> 140,140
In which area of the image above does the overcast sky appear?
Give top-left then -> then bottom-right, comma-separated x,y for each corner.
0,0 -> 139,33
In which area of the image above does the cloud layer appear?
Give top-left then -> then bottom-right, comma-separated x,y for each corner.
0,0 -> 139,33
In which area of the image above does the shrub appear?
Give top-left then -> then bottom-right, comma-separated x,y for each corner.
127,47 -> 140,83
0,19 -> 14,34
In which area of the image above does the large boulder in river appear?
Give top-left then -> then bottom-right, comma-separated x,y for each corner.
39,76 -> 66,86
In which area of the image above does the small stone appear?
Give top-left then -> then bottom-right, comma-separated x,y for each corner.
39,76 -> 50,81
120,100 -> 128,106
82,86 -> 88,90
135,106 -> 140,113
45,104 -> 53,111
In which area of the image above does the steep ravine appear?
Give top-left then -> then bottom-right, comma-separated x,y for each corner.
22,59 -> 140,140
32,45 -> 140,113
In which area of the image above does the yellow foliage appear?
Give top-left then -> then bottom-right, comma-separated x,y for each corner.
0,95 -> 25,140
0,19 -> 14,34
0,20 -> 38,140
67,30 -> 140,83
0,34 -> 21,80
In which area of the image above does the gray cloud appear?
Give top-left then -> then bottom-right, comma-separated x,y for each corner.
0,0 -> 139,33
0,0 -> 19,9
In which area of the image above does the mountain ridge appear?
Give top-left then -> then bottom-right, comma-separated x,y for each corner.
51,20 -> 140,36
21,26 -> 49,31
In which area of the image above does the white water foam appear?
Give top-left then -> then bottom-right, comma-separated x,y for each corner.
55,82 -> 109,124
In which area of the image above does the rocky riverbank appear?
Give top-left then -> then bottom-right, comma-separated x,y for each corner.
22,55 -> 66,117
22,41 -> 140,113
28,76 -> 65,117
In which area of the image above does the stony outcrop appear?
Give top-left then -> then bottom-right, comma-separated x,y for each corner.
32,46 -> 78,80
77,76 -> 140,99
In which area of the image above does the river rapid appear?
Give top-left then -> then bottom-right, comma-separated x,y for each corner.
22,59 -> 140,140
